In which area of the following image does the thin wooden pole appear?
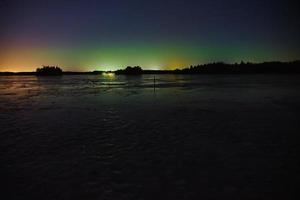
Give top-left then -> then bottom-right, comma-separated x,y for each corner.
153,75 -> 156,92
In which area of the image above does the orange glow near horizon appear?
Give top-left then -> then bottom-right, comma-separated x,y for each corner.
165,58 -> 188,70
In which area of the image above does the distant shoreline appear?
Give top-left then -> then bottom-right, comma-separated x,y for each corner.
2,72 -> 300,76
1,61 -> 300,76
0,71 -> 104,76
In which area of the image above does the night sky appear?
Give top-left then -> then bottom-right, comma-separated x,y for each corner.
0,0 -> 299,71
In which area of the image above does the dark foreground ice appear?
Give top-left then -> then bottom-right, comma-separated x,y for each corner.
1,74 -> 300,199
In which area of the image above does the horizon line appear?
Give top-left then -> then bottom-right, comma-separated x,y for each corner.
1,60 -> 300,73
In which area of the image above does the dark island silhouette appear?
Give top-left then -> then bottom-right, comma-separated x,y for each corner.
35,66 -> 103,76
115,66 -> 143,75
36,66 -> 63,76
1,61 -> 300,76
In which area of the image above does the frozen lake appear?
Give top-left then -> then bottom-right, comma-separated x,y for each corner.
1,74 -> 300,199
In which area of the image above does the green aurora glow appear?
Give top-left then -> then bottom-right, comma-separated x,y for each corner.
1,40 -> 298,72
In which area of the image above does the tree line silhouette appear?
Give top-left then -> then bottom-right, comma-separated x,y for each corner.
179,61 -> 300,74
115,61 -> 300,75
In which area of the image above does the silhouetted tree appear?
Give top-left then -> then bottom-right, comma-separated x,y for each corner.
36,66 -> 63,76
115,66 -> 142,75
